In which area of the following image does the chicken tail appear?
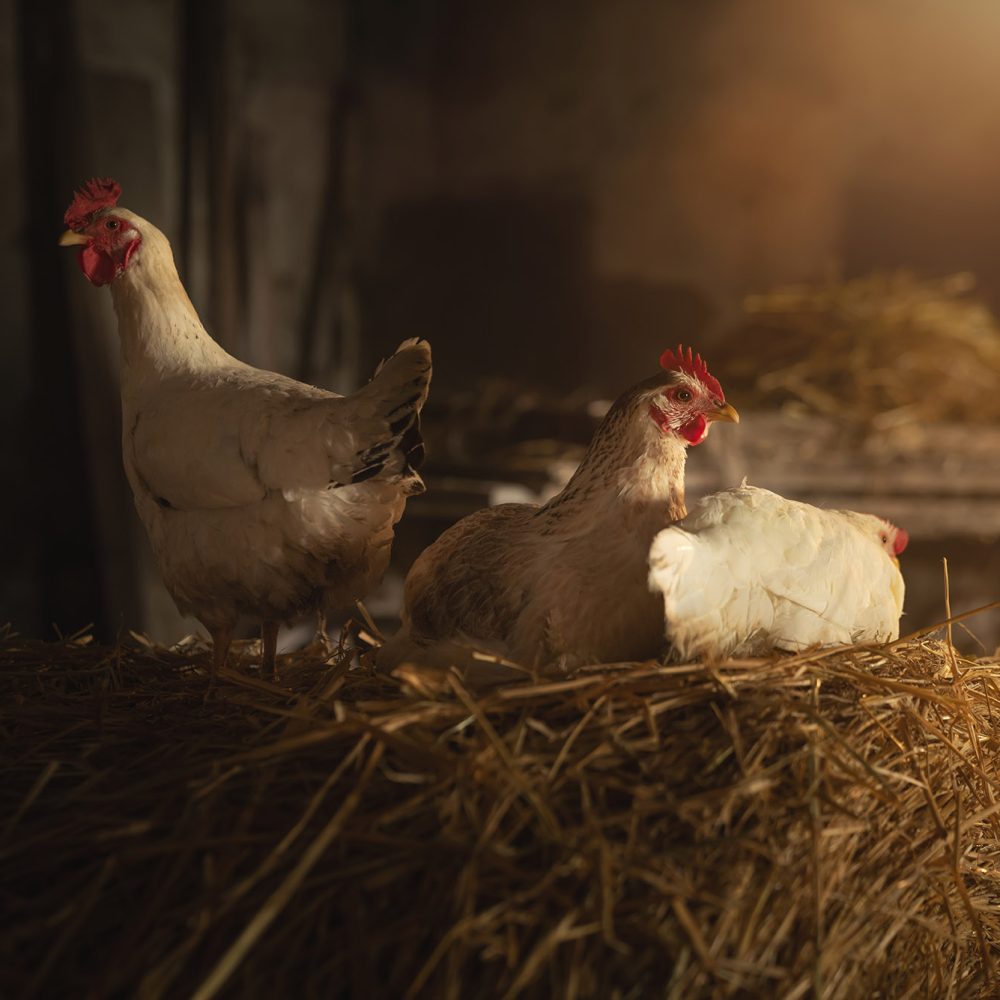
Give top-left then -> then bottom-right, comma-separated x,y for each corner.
351,338 -> 432,489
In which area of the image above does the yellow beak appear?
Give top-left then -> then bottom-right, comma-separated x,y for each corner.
59,230 -> 90,247
706,402 -> 740,424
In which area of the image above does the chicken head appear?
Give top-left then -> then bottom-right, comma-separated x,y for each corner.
843,513 -> 909,565
650,345 -> 740,445
58,178 -> 141,286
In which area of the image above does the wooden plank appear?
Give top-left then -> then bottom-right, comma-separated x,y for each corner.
686,410 -> 1000,539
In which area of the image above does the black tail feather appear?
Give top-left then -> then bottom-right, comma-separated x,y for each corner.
346,341 -> 431,487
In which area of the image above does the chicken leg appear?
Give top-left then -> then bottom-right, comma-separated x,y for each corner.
304,609 -> 336,658
209,624 -> 233,684
262,620 -> 280,681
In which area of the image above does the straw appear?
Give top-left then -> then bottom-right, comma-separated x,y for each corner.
1,622 -> 998,998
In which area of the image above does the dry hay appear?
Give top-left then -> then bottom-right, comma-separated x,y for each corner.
716,271 -> 1000,431
2,623 -> 1000,999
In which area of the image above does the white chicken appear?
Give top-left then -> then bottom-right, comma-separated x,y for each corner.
648,483 -> 907,661
381,347 -> 739,670
59,178 -> 432,679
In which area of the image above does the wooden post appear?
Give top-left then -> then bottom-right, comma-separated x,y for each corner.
178,0 -> 241,355
15,0 -> 111,636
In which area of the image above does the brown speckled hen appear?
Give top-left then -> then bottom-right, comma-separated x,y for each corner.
383,348 -> 738,670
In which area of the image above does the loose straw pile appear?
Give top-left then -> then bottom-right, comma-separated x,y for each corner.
718,271 -> 1000,430
1,624 -> 998,998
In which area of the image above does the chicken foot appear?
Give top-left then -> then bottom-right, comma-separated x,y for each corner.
302,610 -> 336,659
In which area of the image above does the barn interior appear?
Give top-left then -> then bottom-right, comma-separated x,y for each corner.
5,0 -> 1000,650
3,3 -> 1000,997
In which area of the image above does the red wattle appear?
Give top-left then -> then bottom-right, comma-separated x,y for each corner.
893,528 -> 909,555
77,244 -> 117,286
679,413 -> 707,445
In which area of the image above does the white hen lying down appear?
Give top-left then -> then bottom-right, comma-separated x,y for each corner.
648,484 -> 907,661
59,178 -> 432,679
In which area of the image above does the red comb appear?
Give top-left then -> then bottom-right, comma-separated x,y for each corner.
892,526 -> 908,555
64,177 -> 121,231
659,345 -> 724,400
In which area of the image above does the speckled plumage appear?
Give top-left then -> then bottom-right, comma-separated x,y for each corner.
389,368 -> 737,669
648,484 -> 906,660
63,201 -> 431,674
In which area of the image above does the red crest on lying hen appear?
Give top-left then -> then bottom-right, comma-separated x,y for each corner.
659,345 -> 725,401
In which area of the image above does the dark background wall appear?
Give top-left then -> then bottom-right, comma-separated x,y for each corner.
3,0 -> 999,645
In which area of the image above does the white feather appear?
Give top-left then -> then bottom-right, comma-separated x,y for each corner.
648,484 -> 905,660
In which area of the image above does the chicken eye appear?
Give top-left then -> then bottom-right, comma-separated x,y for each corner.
881,533 -> 888,544
675,389 -> 693,403
105,219 -> 119,230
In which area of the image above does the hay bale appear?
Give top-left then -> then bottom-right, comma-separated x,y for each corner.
1,626 -> 999,998
717,271 -> 1000,431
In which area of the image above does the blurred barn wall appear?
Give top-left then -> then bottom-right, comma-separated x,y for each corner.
2,0 -> 998,644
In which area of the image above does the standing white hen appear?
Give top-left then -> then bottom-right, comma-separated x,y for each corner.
648,483 -> 907,661
59,178 -> 432,679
